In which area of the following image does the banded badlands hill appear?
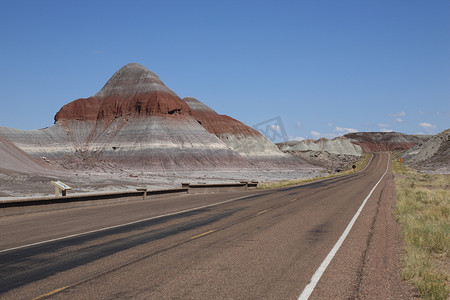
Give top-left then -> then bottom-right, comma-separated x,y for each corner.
402,128 -> 450,174
276,131 -> 448,173
183,97 -> 302,168
0,63 -> 320,198
277,137 -> 363,172
343,132 -> 427,152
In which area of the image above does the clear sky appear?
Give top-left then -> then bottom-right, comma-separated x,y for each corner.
1,0 -> 449,142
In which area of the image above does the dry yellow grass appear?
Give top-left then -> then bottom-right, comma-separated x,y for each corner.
258,153 -> 370,190
393,155 -> 449,299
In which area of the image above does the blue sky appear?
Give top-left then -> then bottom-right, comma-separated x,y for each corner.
0,0 -> 449,142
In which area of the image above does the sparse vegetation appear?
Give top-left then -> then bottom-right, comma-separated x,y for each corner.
258,153 -> 370,189
258,175 -> 329,189
393,155 -> 449,299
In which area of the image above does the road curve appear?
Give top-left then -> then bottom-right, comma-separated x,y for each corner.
0,153 -> 404,299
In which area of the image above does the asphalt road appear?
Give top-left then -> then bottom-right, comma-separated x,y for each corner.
0,153 -> 395,299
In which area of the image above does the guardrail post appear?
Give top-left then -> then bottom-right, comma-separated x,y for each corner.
50,180 -> 72,197
136,188 -> 147,200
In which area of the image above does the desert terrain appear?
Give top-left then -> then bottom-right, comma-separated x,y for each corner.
0,63 -> 448,300
0,63 -> 322,199
0,63 -> 448,200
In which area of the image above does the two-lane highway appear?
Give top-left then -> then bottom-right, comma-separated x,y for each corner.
0,153 -> 393,299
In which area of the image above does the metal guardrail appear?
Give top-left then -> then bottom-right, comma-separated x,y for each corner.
0,182 -> 258,217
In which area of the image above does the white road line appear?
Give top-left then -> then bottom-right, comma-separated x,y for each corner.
360,153 -> 373,172
0,194 -> 253,253
298,153 -> 389,300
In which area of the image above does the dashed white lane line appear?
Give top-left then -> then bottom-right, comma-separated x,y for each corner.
298,153 -> 389,300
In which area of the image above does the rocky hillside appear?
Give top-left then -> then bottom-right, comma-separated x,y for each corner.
183,97 -> 301,168
344,132 -> 426,152
278,137 -> 362,156
277,137 -> 363,172
55,63 -> 192,122
402,129 -> 450,173
0,63 -> 312,173
0,133 -> 49,173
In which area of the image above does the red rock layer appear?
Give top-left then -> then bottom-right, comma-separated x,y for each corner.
54,63 -> 192,124
344,132 -> 423,152
183,97 -> 260,136
55,92 -> 192,123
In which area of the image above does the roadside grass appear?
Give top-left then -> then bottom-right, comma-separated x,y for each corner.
393,156 -> 449,299
258,153 -> 370,189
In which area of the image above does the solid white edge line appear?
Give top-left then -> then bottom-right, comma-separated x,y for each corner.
0,194 -> 253,254
360,153 -> 373,172
298,153 -> 389,300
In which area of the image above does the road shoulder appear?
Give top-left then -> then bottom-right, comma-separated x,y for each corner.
310,159 -> 417,299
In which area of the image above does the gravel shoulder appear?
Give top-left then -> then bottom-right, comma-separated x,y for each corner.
310,156 -> 418,299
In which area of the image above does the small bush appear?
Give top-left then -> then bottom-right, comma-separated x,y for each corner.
417,271 -> 448,300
